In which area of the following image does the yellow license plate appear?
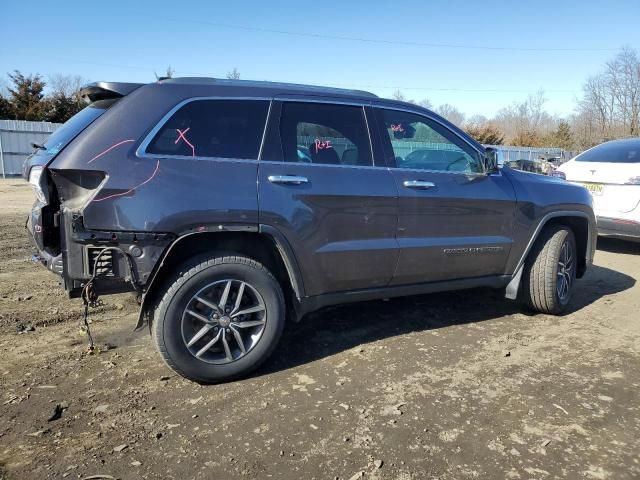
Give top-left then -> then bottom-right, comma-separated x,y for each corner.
581,182 -> 604,195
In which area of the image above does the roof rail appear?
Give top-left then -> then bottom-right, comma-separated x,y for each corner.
161,77 -> 378,98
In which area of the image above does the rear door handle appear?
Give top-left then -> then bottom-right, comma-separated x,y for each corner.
403,180 -> 435,190
268,175 -> 308,185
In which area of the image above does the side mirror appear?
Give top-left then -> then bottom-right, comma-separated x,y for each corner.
484,147 -> 500,173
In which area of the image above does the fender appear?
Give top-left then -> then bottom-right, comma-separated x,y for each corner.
505,210 -> 595,299
134,224 -> 306,329
258,223 -> 306,300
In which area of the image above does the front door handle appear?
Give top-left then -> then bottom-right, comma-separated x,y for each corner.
403,180 -> 435,190
268,175 -> 308,185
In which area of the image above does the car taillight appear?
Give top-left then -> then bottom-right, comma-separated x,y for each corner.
625,176 -> 640,185
28,166 -> 47,204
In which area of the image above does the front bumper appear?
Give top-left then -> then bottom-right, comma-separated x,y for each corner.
597,216 -> 640,241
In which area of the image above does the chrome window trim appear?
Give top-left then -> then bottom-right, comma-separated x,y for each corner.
136,96 -> 272,161
361,105 -> 378,167
391,166 -> 494,177
273,96 -> 372,107
259,159 -> 385,171
372,102 -> 486,173
257,100 -> 273,161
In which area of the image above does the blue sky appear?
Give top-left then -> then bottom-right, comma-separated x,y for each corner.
1,0 -> 638,117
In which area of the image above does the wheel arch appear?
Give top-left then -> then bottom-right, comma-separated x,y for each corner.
505,211 -> 593,299
136,227 -> 305,329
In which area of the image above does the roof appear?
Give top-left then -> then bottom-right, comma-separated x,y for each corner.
80,77 -> 378,104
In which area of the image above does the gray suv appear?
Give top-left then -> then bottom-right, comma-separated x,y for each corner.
24,78 -> 596,383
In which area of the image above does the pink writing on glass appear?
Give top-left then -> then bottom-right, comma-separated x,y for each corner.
175,128 -> 196,157
314,138 -> 332,153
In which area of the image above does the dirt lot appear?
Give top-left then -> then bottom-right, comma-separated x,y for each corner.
0,179 -> 639,480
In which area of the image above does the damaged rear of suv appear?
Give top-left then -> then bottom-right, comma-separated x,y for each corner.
25,78 -> 597,383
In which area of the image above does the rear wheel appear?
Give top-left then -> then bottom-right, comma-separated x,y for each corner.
522,225 -> 577,315
152,255 -> 285,383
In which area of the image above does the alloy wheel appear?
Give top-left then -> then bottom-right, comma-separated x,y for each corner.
556,239 -> 574,302
181,279 -> 267,364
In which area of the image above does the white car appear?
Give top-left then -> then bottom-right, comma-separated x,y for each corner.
558,138 -> 640,242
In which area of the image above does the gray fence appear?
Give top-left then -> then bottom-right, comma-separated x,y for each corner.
0,120 -> 62,177
486,144 -> 578,165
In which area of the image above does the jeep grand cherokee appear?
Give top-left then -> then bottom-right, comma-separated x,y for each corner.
24,78 -> 596,383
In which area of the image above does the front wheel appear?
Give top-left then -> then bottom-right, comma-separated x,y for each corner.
152,255 -> 285,383
522,225 -> 577,315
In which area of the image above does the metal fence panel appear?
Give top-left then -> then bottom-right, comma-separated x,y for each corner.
0,120 -> 61,177
484,144 -> 576,164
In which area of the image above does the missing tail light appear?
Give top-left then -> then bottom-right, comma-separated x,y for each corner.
49,169 -> 106,208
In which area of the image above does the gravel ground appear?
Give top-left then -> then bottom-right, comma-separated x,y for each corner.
0,179 -> 639,480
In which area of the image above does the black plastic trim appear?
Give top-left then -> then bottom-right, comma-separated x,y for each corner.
298,275 -> 511,317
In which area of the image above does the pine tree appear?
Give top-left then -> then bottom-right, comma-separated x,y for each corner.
552,120 -> 573,150
0,95 -> 12,119
7,71 -> 47,120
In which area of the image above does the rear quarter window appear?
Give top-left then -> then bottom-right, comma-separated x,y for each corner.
146,100 -> 269,160
43,99 -> 116,155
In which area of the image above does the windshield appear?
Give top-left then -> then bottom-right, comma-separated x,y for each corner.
575,139 -> 640,163
43,99 -> 117,155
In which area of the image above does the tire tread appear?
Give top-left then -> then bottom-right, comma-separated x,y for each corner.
523,225 -> 574,315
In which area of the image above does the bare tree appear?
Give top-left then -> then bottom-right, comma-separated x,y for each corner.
226,68 -> 241,80
493,90 -> 555,144
576,47 -> 640,146
154,66 -> 175,80
417,99 -> 433,110
606,46 -> 640,135
391,89 -> 408,102
435,103 -> 465,126
45,74 -> 89,123
467,114 -> 488,125
48,74 -> 87,99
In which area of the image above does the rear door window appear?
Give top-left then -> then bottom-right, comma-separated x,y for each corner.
271,102 -> 373,166
146,100 -> 269,160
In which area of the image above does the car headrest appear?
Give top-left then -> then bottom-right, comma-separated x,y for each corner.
309,141 -> 340,165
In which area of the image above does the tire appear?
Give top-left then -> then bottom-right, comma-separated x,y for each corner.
152,255 -> 285,383
522,225 -> 577,315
